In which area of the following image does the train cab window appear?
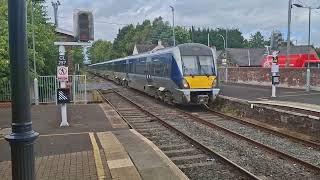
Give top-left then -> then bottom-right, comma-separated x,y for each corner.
128,59 -> 136,73
199,56 -> 215,75
136,58 -> 146,74
182,56 -> 199,76
153,59 -> 163,77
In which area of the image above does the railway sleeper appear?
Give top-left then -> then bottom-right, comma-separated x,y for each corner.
171,154 -> 209,165
178,161 -> 216,170
163,148 -> 200,157
158,143 -> 191,151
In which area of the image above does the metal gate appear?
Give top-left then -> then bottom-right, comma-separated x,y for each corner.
0,80 -> 11,101
38,76 -> 57,104
0,75 -> 87,104
69,75 -> 87,104
38,75 -> 87,104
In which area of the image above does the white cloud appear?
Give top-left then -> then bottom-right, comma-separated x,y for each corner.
44,0 -> 320,46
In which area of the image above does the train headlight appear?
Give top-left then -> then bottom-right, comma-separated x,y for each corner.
212,78 -> 217,88
182,79 -> 190,89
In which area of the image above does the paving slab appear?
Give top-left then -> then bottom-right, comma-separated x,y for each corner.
220,83 -> 320,109
0,104 -> 129,135
113,129 -> 188,180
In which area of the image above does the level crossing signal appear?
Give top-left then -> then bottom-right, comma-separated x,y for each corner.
57,88 -> 71,104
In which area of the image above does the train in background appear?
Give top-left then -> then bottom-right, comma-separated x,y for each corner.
89,43 -> 220,105
262,53 -> 320,68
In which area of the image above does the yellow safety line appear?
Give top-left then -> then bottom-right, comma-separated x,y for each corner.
40,132 -> 90,137
89,132 -> 106,180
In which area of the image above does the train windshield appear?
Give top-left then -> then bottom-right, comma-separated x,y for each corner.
182,56 -> 215,76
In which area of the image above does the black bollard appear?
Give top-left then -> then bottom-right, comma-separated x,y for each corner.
5,0 -> 39,180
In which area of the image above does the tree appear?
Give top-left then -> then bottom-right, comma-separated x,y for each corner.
316,48 -> 320,58
151,17 -> 172,46
88,40 -> 113,64
0,0 -> 58,81
175,26 -> 191,45
0,0 -> 9,81
71,47 -> 84,68
248,31 -> 265,48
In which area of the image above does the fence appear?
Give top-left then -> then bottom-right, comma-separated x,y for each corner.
69,75 -> 87,104
38,76 -> 57,104
0,75 -> 87,104
0,80 -> 11,101
218,67 -> 320,90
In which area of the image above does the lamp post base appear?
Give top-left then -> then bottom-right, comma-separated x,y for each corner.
306,68 -> 311,92
5,124 -> 39,180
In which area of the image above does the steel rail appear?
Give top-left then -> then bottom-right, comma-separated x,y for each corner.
97,89 -> 134,129
174,108 -> 320,172
109,90 -> 262,180
207,108 -> 320,148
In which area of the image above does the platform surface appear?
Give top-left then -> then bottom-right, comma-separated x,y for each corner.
0,104 -> 187,180
220,83 -> 320,109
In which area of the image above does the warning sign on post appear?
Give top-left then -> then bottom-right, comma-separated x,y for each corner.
57,88 -> 71,104
57,66 -> 68,82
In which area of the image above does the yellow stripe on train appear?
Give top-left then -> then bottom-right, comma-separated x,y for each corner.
184,76 -> 216,89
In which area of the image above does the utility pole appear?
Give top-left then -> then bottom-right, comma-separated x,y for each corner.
31,0 -> 39,105
306,7 -> 311,91
207,33 -> 210,46
52,1 -> 61,27
225,28 -> 228,49
170,6 -> 175,46
286,0 -> 292,67
5,0 -> 39,179
292,3 -> 320,91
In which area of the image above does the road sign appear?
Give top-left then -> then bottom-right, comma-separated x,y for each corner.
57,66 -> 68,82
57,88 -> 71,104
58,54 -> 67,66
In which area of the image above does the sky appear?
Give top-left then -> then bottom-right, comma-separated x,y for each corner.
44,0 -> 320,47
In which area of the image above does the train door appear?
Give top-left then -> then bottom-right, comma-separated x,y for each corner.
146,57 -> 153,85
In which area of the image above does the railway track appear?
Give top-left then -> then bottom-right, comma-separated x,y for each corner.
110,88 -> 320,179
98,90 -> 260,180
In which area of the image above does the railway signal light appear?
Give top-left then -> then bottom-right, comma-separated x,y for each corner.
73,9 -> 94,42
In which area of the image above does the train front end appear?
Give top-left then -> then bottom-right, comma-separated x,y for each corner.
174,43 -> 220,105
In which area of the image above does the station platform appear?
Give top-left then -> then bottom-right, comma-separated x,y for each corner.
219,83 -> 320,112
0,104 -> 188,180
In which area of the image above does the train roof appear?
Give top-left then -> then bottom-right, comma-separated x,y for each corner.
89,43 -> 211,66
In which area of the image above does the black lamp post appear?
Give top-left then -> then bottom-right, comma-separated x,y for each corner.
5,0 -> 39,179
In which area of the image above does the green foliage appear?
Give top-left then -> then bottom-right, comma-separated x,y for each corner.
71,47 -> 84,68
175,26 -> 191,44
0,0 -> 9,81
190,27 -> 246,50
247,31 -> 266,48
0,0 -> 58,81
88,40 -> 113,64
316,48 -> 320,58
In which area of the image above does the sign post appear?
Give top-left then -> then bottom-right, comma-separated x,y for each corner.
57,45 -> 69,126
271,51 -> 280,97
5,0 -> 39,179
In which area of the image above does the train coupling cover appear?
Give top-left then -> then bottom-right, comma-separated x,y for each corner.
197,95 -> 209,104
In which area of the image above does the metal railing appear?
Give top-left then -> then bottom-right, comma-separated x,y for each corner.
69,75 -> 87,104
38,76 -> 57,104
1,75 -> 87,104
0,80 -> 11,101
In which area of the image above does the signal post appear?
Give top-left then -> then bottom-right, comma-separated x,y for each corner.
54,9 -> 94,126
271,51 -> 280,97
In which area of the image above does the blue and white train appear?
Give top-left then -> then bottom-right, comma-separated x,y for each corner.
88,43 -> 220,105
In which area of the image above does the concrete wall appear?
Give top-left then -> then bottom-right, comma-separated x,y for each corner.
211,95 -> 320,138
219,67 -> 320,90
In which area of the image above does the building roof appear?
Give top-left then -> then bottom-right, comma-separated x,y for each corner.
223,45 -> 318,67
278,45 -> 317,56
55,27 -> 74,37
226,48 -> 267,66
135,44 -> 158,54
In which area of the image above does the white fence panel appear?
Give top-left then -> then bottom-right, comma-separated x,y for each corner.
38,76 -> 57,104
0,80 -> 11,101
